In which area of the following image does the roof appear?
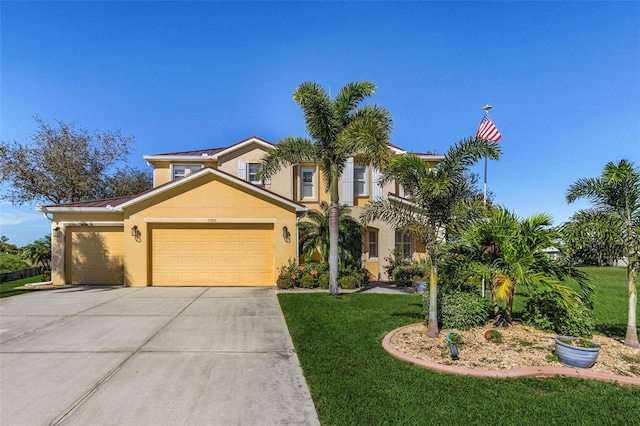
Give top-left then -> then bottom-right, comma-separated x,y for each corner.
144,136 -> 443,162
40,166 -> 306,213
143,136 -> 274,161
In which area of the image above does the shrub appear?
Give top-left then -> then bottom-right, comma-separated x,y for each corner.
298,273 -> 316,289
522,288 -> 595,337
338,273 -> 361,289
383,248 -> 412,281
391,262 -> 430,287
276,261 -> 367,290
423,289 -> 491,330
0,253 -> 29,274
317,272 -> 330,289
276,259 -> 298,289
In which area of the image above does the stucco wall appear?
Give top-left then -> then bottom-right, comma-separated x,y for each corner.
123,173 -> 300,286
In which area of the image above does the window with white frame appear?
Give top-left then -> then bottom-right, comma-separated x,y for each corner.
247,163 -> 260,184
301,167 -> 315,200
354,164 -> 368,196
172,164 -> 203,180
368,229 -> 378,259
395,231 -> 414,258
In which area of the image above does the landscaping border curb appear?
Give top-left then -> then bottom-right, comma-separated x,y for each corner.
382,324 -> 640,387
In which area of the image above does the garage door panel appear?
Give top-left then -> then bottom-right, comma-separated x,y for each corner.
151,224 -> 273,286
67,226 -> 124,285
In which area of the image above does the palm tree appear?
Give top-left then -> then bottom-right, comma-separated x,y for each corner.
559,209 -> 626,266
21,236 -> 52,271
360,137 -> 500,337
566,159 -> 640,348
445,207 -> 593,326
258,81 -> 393,295
299,201 -> 363,267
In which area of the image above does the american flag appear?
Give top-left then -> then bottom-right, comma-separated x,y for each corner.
476,112 -> 502,142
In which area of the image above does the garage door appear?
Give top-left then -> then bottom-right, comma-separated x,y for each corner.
151,223 -> 274,286
67,226 -> 125,285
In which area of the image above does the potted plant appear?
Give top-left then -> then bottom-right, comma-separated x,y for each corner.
413,280 -> 427,294
554,336 -> 601,368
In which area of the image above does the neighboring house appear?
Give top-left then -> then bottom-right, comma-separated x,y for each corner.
542,247 -> 561,261
41,136 -> 442,287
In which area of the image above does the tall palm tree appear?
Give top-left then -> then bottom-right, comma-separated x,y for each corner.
566,159 -> 640,348
258,81 -> 393,295
445,207 -> 592,326
360,137 -> 500,337
299,201 -> 363,267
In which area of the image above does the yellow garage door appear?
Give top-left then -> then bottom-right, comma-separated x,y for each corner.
67,226 -> 124,285
151,223 -> 274,286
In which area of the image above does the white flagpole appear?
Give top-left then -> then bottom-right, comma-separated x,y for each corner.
480,104 -> 492,297
481,104 -> 492,206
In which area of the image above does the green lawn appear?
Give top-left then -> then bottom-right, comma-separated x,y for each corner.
512,266 -> 633,339
581,266 -> 633,339
0,275 -> 44,298
278,271 -> 640,425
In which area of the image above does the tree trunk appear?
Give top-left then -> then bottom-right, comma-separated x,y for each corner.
328,168 -> 340,295
624,267 -> 639,347
426,260 -> 439,338
505,289 -> 514,324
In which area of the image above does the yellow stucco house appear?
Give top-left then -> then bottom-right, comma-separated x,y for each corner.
42,136 -> 442,287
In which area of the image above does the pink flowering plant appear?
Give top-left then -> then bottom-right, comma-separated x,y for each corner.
276,260 -> 369,290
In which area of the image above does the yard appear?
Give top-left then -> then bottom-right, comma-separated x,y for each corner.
278,267 -> 640,425
0,275 -> 45,298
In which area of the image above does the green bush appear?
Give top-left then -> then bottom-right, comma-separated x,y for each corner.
276,261 -> 368,290
318,272 -> 330,289
338,273 -> 361,289
391,262 -> 430,287
0,253 -> 29,273
383,248 -> 412,282
298,273 -> 315,289
423,289 -> 491,330
522,288 -> 595,337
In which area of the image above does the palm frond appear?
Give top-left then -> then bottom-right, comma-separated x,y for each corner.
438,137 -> 501,176
337,112 -> 393,170
334,81 -> 376,124
492,274 -> 514,301
293,82 -> 339,146
257,137 -> 317,180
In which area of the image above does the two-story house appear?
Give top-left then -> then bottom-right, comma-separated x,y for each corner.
42,136 -> 442,287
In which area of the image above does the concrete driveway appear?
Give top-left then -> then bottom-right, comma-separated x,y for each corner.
0,286 -> 319,426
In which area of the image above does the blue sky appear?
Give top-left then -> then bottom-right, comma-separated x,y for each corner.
1,1 -> 639,247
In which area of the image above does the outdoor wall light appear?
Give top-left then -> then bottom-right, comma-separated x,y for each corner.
53,226 -> 61,237
131,225 -> 139,237
282,226 -> 291,242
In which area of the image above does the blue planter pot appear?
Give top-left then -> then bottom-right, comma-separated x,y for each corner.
414,282 -> 427,293
554,336 -> 601,369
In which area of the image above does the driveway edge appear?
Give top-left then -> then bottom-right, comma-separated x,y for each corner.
382,324 -> 640,387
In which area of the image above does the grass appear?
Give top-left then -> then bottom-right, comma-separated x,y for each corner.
0,275 -> 45,298
581,266 -> 633,339
278,287 -> 640,425
512,266 -> 633,339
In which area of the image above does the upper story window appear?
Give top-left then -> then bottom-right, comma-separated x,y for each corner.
172,164 -> 203,180
247,163 -> 260,184
301,166 -> 315,200
238,161 -> 269,185
354,164 -> 369,196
